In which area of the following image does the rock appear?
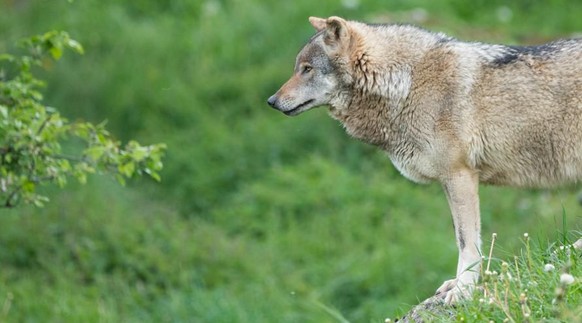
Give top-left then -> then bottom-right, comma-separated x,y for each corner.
395,295 -> 455,322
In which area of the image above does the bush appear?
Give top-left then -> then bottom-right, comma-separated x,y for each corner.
0,31 -> 165,208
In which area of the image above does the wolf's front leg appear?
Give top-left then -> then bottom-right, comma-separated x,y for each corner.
435,169 -> 482,304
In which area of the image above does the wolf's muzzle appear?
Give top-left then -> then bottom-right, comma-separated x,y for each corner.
267,95 -> 278,109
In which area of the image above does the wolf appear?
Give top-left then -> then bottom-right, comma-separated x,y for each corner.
267,16 -> 582,303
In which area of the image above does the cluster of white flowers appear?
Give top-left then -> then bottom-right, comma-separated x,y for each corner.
484,266 -> 517,284
543,263 -> 555,272
560,273 -> 575,285
546,240 -> 579,283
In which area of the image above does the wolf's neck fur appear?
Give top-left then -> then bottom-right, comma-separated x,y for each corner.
327,23 -> 442,150
328,90 -> 393,146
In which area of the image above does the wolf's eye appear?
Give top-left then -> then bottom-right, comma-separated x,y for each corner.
302,65 -> 313,74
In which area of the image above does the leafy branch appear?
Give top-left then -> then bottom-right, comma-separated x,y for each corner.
0,31 -> 166,208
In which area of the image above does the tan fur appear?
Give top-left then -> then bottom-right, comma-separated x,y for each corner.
267,16 -> 582,303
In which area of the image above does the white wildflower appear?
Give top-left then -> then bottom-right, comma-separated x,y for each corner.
560,273 -> 575,285
544,263 -> 555,272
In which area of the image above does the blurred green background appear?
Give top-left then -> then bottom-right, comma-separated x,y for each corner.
0,0 -> 581,322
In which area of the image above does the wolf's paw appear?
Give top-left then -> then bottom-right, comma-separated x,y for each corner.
435,278 -> 457,297
573,238 -> 582,250
435,278 -> 474,304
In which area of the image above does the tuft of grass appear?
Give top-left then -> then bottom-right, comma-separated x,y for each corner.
452,232 -> 582,322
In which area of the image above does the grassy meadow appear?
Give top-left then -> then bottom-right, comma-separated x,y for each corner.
1,0 -> 581,321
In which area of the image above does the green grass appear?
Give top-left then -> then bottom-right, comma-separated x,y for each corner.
454,233 -> 582,322
393,232 -> 582,322
1,0 -> 582,322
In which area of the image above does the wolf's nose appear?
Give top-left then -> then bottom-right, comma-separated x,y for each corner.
267,95 -> 278,109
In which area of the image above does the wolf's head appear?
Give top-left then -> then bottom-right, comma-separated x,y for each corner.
267,16 -> 353,116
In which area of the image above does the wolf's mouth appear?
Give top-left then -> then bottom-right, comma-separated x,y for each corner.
283,99 -> 315,116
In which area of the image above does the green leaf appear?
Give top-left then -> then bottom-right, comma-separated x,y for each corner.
66,39 -> 84,55
130,146 -> 148,162
147,170 -> 161,182
32,195 -> 49,207
84,146 -> 105,161
118,162 -> 136,178
22,181 -> 35,193
49,46 -> 63,60
0,105 -> 7,118
115,174 -> 126,186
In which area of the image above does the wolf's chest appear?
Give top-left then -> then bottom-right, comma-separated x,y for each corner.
388,152 -> 437,184
337,115 -> 438,183
330,104 -> 442,183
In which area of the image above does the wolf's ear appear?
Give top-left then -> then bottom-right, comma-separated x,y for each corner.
309,16 -> 327,32
324,16 -> 350,46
